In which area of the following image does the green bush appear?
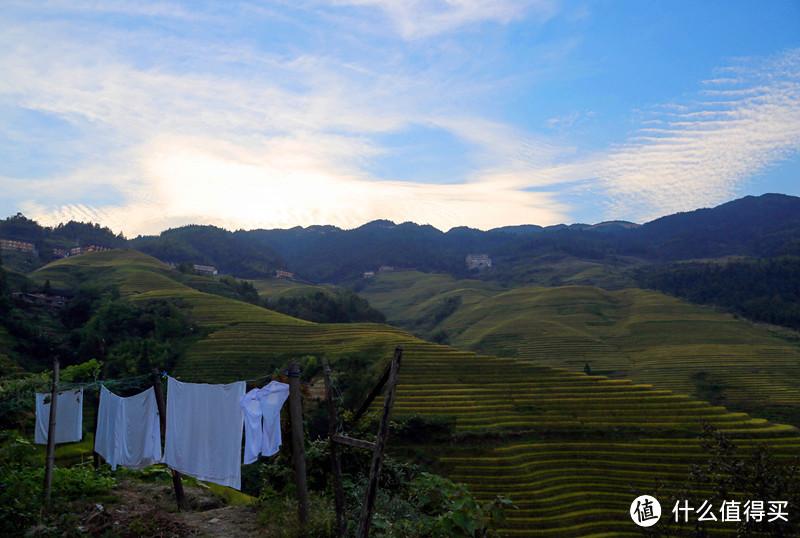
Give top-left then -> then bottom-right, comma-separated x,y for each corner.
370,471 -> 513,537
256,489 -> 336,537
0,432 -> 116,535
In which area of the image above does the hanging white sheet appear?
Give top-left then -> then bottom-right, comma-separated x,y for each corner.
94,386 -> 162,471
240,381 -> 290,464
162,376 -> 246,490
35,388 -> 84,444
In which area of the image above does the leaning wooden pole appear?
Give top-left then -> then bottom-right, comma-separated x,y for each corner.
324,361 -> 348,536
151,370 -> 187,511
43,357 -> 59,507
288,361 -> 309,533
356,346 -> 403,538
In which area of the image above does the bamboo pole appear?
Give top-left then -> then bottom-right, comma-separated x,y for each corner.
356,346 -> 403,538
350,360 -> 392,427
151,370 -> 186,510
288,361 -> 308,533
43,357 -> 59,507
324,361 -> 348,536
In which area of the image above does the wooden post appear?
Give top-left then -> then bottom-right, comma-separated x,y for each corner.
93,345 -> 104,469
43,357 -> 59,507
350,360 -> 392,427
356,346 -> 403,538
151,370 -> 187,511
324,361 -> 348,536
288,361 -> 309,533
92,390 -> 101,469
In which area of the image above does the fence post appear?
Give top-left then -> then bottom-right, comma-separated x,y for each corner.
92,389 -> 101,469
324,361 -> 348,536
43,357 -> 59,507
288,361 -> 309,533
356,345 -> 403,538
151,370 -> 186,510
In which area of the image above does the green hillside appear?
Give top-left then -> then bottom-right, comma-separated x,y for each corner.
24,252 -> 800,535
0,326 -> 25,378
250,278 -> 339,300
359,272 -> 800,427
30,250 -> 411,382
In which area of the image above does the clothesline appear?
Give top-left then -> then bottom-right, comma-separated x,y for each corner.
36,373 -> 296,491
1,363 -> 317,414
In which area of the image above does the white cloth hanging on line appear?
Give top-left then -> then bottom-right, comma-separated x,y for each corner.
35,388 -> 84,444
94,386 -> 162,471
162,376 -> 246,490
240,381 -> 290,464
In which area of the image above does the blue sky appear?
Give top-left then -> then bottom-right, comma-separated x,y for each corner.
1,1 -> 799,236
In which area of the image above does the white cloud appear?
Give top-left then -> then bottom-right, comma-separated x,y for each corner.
598,48 -> 800,221
23,134 -> 569,235
0,2 -> 577,235
329,0 -> 557,40
4,2 -> 798,237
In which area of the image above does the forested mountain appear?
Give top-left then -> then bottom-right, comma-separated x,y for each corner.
635,193 -> 800,259
141,192 -> 800,282
4,193 -> 799,281
3,193 -> 800,333
637,256 -> 800,330
130,225 -> 285,279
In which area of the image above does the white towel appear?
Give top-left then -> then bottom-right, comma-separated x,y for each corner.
162,376 -> 246,490
35,388 -> 83,444
240,388 -> 264,465
256,381 -> 290,458
94,386 -> 162,470
239,381 -> 290,463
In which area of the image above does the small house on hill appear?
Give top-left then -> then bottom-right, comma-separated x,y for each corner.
70,245 -> 112,256
0,238 -> 36,254
466,254 -> 492,270
193,264 -> 218,276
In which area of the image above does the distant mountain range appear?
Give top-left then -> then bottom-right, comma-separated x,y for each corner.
2,193 -> 799,284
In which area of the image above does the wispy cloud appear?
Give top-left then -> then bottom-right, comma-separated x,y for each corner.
327,0 -> 557,40
19,133 -> 570,235
0,2 -> 572,235
598,48 -> 800,221
2,1 -> 798,236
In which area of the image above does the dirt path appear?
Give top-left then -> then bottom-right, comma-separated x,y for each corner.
74,478 -> 261,537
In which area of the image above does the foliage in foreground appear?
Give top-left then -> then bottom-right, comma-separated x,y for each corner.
0,432 -> 116,535
248,416 -> 512,538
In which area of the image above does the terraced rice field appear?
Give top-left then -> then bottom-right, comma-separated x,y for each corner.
361,276 -> 800,420
392,341 -> 800,536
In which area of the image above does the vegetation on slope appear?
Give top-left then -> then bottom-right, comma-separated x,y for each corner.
637,255 -> 800,330
359,272 -> 800,428
6,245 -> 800,536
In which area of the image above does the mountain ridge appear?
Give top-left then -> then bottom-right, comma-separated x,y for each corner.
2,193 -> 799,283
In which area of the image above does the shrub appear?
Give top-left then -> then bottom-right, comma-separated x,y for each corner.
0,432 -> 116,535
